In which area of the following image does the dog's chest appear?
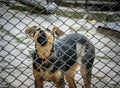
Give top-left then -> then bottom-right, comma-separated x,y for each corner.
33,38 -> 80,74
33,47 -> 77,75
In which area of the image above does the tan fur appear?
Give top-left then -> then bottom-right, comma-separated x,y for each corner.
65,63 -> 79,88
25,26 -> 38,37
35,32 -> 55,58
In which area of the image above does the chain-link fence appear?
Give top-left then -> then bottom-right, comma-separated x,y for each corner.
0,0 -> 120,88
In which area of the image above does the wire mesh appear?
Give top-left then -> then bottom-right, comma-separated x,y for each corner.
0,0 -> 120,88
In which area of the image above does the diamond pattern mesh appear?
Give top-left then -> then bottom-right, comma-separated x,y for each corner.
0,0 -> 120,88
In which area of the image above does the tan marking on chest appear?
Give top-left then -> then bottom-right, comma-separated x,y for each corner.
36,42 -> 53,59
35,31 -> 55,59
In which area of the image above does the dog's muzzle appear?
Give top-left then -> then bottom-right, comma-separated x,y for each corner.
37,30 -> 48,46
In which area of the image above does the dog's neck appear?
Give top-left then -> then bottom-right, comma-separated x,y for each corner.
35,42 -> 54,59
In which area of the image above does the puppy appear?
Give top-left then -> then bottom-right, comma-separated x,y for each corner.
25,25 -> 95,88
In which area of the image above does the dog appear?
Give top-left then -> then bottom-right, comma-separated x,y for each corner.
25,25 -> 95,88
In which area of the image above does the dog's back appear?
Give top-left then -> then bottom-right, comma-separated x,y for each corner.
52,33 -> 95,72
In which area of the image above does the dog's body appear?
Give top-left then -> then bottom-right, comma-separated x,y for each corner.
25,26 -> 95,88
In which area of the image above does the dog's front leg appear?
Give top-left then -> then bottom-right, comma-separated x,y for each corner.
34,78 -> 44,88
56,77 -> 65,88
34,72 -> 44,88
51,76 -> 65,88
33,63 -> 44,88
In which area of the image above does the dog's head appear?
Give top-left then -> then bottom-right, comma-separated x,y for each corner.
25,26 -> 64,46
25,25 -> 64,58
25,26 -> 55,46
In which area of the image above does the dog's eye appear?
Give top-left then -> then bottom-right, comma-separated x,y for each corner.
46,28 -> 54,35
36,28 -> 40,31
29,30 -> 35,34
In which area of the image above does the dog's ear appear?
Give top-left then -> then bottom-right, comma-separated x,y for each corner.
52,26 -> 64,38
37,30 -> 48,46
25,26 -> 37,37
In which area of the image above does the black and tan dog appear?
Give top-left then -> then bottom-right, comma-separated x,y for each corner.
25,26 -> 95,88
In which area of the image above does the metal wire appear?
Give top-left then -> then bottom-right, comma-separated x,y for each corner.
0,0 -> 120,88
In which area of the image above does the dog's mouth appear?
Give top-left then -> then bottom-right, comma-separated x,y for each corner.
37,30 -> 48,46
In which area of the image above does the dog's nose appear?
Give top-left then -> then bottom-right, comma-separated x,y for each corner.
38,30 -> 45,37
37,30 -> 48,46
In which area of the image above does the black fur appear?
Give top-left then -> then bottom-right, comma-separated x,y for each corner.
53,33 -> 95,71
